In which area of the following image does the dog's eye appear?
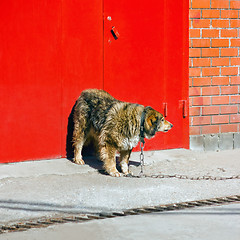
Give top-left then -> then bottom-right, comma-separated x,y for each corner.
161,118 -> 164,122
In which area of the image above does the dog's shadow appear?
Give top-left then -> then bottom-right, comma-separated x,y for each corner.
66,103 -> 140,175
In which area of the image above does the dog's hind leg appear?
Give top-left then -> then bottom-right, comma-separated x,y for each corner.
72,121 -> 86,165
100,144 -> 121,177
119,150 -> 132,175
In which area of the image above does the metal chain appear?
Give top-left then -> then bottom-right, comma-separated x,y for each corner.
137,173 -> 240,180
139,142 -> 145,176
137,146 -> 240,180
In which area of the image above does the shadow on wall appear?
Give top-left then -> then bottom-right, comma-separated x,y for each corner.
65,102 -> 95,160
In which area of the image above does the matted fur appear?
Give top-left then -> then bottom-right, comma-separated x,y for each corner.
72,89 -> 173,177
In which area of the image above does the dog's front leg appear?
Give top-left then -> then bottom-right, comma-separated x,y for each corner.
119,150 -> 132,175
100,144 -> 121,177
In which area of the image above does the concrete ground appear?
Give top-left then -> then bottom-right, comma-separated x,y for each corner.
0,148 -> 240,239
1,203 -> 240,240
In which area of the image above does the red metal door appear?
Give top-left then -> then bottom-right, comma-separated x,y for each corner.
0,0 -> 188,163
0,0 -> 103,163
103,0 -> 189,150
0,1 -> 62,162
61,0 -> 103,158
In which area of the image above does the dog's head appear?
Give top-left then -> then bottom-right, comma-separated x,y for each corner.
143,107 -> 173,139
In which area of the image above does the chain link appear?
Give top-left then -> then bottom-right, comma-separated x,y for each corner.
139,142 -> 145,177
137,144 -> 240,180
138,173 -> 240,180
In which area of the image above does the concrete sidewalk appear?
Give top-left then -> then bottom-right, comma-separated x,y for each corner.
0,149 -> 240,228
1,203 -> 240,240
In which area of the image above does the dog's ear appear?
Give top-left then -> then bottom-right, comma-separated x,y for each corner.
144,107 -> 159,130
147,115 -> 157,127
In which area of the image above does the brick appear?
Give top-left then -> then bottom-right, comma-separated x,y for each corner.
202,48 -> 219,57
221,105 -> 238,114
230,39 -> 240,47
189,107 -> 201,116
189,126 -> 201,135
221,67 -> 238,76
211,39 -> 229,48
192,58 -> 211,67
192,39 -> 210,48
231,57 -> 240,65
230,114 -> 240,123
193,77 -> 211,86
202,125 -> 220,134
221,29 -> 238,38
230,76 -> 240,84
230,95 -> 240,103
212,76 -> 230,85
189,77 -> 193,87
192,0 -> 210,8
189,68 -> 201,77
202,29 -> 219,38
230,19 -> 240,28
221,86 -> 239,95
192,96 -> 211,106
202,67 -> 220,76
202,9 -> 220,18
212,19 -> 229,28
212,58 -> 229,66
189,9 -> 201,18
221,48 -> 238,57
221,124 -> 238,133
189,59 -> 192,67
192,19 -> 211,28
202,106 -> 220,115
221,10 -> 239,18
212,96 -> 230,105
189,87 -> 201,96
190,29 -> 201,38
230,0 -> 240,9
192,116 -> 211,125
212,0 -> 229,9
202,86 -> 220,96
189,97 -> 193,107
212,115 -> 229,124
189,48 -> 201,57
189,19 -> 192,28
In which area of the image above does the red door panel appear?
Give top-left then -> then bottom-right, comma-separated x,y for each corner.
103,0 -> 165,150
61,0 -> 104,157
164,0 -> 189,149
0,1 -> 62,162
103,0 -> 189,150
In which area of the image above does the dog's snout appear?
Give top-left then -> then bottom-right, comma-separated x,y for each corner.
170,123 -> 173,128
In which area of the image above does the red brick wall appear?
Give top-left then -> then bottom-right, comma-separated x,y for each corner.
189,0 -> 240,135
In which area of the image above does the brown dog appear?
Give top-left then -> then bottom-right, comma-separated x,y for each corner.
72,89 -> 173,177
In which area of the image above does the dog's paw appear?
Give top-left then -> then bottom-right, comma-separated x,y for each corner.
73,158 -> 85,165
109,171 -> 122,177
124,171 -> 133,177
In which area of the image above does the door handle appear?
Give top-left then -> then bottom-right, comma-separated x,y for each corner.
111,26 -> 120,40
183,100 -> 188,118
163,103 -> 168,118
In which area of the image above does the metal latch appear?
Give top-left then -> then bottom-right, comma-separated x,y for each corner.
111,26 -> 120,40
182,100 -> 188,118
163,102 -> 168,118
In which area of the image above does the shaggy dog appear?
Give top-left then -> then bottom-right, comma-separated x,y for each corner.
72,89 -> 173,177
